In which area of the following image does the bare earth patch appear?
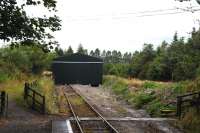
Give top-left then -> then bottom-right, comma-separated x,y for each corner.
72,84 -> 182,133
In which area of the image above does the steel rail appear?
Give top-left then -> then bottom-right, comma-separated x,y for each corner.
68,85 -> 120,133
63,93 -> 84,133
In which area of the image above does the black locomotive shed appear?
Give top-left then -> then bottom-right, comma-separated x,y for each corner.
52,54 -> 103,86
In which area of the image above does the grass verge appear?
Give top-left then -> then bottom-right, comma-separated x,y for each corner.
103,75 -> 200,133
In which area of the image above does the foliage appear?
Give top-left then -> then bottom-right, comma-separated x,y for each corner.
103,63 -> 130,77
103,74 -> 200,133
103,75 -> 180,116
76,32 -> 195,82
0,45 -> 57,79
0,75 -> 37,106
83,29 -> 200,82
133,92 -> 155,108
37,77 -> 59,114
65,46 -> 74,55
0,0 -> 61,50
77,44 -> 87,55
142,81 -> 160,89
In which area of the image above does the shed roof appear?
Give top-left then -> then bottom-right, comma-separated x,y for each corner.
53,53 -> 103,63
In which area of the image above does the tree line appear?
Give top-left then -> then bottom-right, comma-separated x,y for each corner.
1,0 -> 200,82
56,28 -> 200,81
1,28 -> 200,82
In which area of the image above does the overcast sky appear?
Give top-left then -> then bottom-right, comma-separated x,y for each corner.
11,0 -> 200,53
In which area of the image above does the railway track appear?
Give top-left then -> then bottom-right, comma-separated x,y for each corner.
63,85 -> 120,133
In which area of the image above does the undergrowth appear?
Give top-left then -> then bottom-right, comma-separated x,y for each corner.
103,75 -> 200,132
31,77 -> 59,114
0,75 -> 59,114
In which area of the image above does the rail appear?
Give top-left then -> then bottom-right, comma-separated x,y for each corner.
176,91 -> 200,118
64,85 -> 119,133
24,82 -> 45,114
64,93 -> 84,133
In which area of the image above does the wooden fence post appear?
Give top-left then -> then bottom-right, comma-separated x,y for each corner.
32,91 -> 35,110
177,96 -> 182,119
0,91 -> 6,116
6,94 -> 8,117
24,82 -> 46,114
0,92 -> 2,114
24,83 -> 28,100
42,96 -> 45,114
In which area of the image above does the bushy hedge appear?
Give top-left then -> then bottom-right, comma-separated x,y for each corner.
0,45 -> 57,81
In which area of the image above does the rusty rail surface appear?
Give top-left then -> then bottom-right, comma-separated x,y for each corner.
63,85 -> 119,133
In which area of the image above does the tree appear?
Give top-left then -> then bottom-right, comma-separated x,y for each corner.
176,0 -> 200,5
55,47 -> 64,56
94,48 -> 100,57
65,46 -> 74,55
101,50 -> 106,58
105,50 -> 112,63
111,50 -> 119,63
84,49 -> 88,55
90,50 -> 95,57
0,0 -> 61,51
129,44 -> 155,79
0,45 -> 56,75
77,44 -> 86,54
123,52 -> 132,63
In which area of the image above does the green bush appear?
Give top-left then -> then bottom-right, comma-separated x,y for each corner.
147,100 -> 164,116
0,45 -> 57,78
133,92 -> 155,108
103,63 -> 130,78
142,81 -> 159,89
0,72 -> 9,83
171,83 -> 186,96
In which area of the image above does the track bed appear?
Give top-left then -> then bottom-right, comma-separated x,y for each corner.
62,85 -> 119,133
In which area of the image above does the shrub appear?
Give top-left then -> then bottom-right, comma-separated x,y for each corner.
142,81 -> 159,89
0,72 -> 9,83
147,100 -> 164,116
133,92 -> 155,108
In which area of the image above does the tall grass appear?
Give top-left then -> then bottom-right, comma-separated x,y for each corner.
103,75 -> 200,132
103,75 -> 184,116
0,75 -> 59,114
34,77 -> 59,114
0,75 -> 37,106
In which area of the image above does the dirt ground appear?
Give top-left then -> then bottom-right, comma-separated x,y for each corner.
72,84 -> 182,133
0,98 -> 67,133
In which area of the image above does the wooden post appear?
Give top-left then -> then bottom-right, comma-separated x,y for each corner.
24,83 -> 28,100
197,93 -> 200,113
0,92 -> 2,114
42,96 -> 45,114
6,94 -> 8,117
32,91 -> 35,110
177,97 -> 182,119
0,91 -> 6,116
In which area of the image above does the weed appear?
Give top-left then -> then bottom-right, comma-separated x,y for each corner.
142,81 -> 160,89
133,92 -> 155,108
37,77 -> 59,114
180,109 -> 200,133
